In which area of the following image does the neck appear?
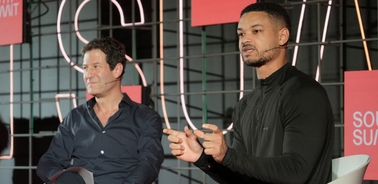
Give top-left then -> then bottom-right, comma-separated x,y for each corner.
255,53 -> 288,79
95,90 -> 123,111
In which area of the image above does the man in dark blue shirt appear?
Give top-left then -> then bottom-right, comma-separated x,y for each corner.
37,37 -> 164,184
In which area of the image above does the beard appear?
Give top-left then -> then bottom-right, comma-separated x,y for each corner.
242,50 -> 274,67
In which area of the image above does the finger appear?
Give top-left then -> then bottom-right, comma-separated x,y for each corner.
167,135 -> 183,143
184,126 -> 197,140
203,148 -> 212,156
163,128 -> 180,136
202,141 -> 212,149
169,143 -> 185,151
202,133 -> 220,141
202,124 -> 222,134
193,129 -> 205,139
171,150 -> 184,156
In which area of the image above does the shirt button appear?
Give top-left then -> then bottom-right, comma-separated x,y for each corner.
102,130 -> 106,133
100,150 -> 104,154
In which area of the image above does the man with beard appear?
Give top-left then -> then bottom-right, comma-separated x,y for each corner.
164,2 -> 334,184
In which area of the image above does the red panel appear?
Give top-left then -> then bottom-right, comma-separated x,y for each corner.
344,70 -> 378,180
191,0 -> 256,27
86,85 -> 142,103
0,0 -> 23,46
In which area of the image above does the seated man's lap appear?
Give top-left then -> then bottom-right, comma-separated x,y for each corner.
55,171 -> 85,184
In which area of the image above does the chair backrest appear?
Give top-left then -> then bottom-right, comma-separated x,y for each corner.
328,154 -> 371,184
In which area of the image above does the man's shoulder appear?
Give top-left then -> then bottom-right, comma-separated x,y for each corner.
275,68 -> 330,108
282,67 -> 324,93
73,103 -> 88,113
128,102 -> 161,119
61,103 -> 88,120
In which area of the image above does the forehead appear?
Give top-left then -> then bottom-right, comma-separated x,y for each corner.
238,11 -> 272,29
83,49 -> 106,64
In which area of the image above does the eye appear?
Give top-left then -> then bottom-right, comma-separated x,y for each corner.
253,30 -> 261,34
237,33 -> 244,37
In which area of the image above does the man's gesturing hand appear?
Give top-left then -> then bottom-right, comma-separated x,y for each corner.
194,124 -> 228,163
163,126 -> 203,163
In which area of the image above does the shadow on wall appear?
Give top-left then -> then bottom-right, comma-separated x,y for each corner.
12,116 -> 60,184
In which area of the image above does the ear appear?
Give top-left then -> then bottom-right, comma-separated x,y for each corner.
113,63 -> 123,78
278,28 -> 289,46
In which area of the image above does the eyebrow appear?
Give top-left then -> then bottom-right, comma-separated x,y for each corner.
82,61 -> 102,66
237,23 -> 264,31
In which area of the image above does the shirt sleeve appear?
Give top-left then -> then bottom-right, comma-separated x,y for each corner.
122,110 -> 164,184
221,85 -> 332,184
36,114 -> 75,183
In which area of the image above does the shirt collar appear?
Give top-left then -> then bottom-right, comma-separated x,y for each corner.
86,93 -> 134,109
259,62 -> 290,85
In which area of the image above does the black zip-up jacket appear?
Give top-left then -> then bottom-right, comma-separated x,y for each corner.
194,63 -> 334,184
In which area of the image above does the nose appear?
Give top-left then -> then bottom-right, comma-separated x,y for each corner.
84,67 -> 94,79
240,37 -> 250,46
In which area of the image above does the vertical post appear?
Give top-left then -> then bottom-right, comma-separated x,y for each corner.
202,27 -> 207,125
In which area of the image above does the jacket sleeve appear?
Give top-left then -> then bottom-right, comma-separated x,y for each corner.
195,84 -> 333,184
193,150 -> 258,184
122,110 -> 164,184
221,85 -> 332,184
36,114 -> 75,183
192,101 -> 258,184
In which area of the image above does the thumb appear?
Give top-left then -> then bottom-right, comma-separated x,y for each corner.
184,126 -> 197,140
193,129 -> 205,139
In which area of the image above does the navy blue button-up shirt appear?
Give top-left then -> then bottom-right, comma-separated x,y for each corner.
37,93 -> 164,184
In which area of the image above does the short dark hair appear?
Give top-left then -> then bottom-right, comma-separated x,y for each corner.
81,37 -> 127,79
241,2 -> 291,34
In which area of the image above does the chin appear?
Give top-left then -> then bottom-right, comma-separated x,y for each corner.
244,60 -> 267,67
87,91 -> 98,96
